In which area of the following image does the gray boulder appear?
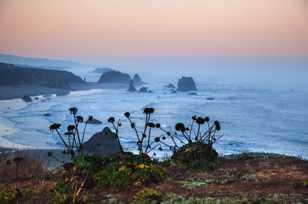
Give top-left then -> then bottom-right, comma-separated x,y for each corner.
164,83 -> 176,89
87,118 -> 102,125
22,95 -> 32,102
83,127 -> 122,156
177,77 -> 197,92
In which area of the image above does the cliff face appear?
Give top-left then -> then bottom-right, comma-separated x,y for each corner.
98,71 -> 131,84
0,63 -> 84,89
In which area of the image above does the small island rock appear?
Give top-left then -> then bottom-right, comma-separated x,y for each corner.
177,77 -> 197,92
98,71 -> 131,84
132,74 -> 144,86
164,83 -> 176,89
22,96 -> 32,102
127,81 -> 136,92
87,118 -> 103,125
139,87 -> 148,93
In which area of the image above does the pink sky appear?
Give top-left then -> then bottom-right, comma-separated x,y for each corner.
0,0 -> 307,63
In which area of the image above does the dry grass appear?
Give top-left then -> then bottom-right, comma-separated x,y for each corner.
0,152 -> 46,183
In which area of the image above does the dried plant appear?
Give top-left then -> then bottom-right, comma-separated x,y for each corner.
120,108 -> 163,156
156,115 -> 223,153
49,107 -> 93,158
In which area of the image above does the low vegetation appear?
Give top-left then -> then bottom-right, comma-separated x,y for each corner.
0,107 -> 307,203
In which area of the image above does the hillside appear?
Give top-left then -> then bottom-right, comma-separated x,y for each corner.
0,63 -> 85,89
0,53 -> 80,70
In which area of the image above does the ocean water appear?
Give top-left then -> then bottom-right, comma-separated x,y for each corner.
0,82 -> 308,158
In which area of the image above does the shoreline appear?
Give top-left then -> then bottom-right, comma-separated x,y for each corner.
0,83 -> 128,101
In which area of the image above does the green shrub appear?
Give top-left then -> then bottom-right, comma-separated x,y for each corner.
162,194 -> 307,204
93,161 -> 165,188
0,187 -> 35,204
53,182 -> 94,204
181,179 -> 208,189
133,188 -> 163,204
0,189 -> 15,204
59,154 -> 166,190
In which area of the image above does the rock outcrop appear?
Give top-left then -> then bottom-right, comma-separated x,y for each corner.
0,63 -> 85,89
22,96 -> 32,102
177,77 -> 197,92
132,74 -> 144,86
164,83 -> 176,89
98,71 -> 131,84
127,81 -> 137,92
87,118 -> 102,125
83,127 -> 122,156
138,87 -> 148,93
170,89 -> 177,94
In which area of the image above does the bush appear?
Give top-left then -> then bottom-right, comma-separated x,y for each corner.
0,187 -> 35,204
171,142 -> 219,171
58,154 -> 166,190
92,156 -> 166,188
0,189 -> 15,204
49,107 -> 96,158
133,188 -> 163,204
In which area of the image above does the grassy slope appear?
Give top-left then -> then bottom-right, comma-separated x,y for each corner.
0,153 -> 307,203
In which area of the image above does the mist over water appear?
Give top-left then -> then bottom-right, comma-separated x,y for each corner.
89,59 -> 308,90
1,60 -> 308,158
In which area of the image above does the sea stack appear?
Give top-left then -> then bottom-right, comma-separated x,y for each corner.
177,77 -> 197,92
132,74 -> 144,86
127,80 -> 136,92
138,87 -> 148,93
164,83 -> 176,89
98,71 -> 131,84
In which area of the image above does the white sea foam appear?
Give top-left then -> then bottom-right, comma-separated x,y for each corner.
0,82 -> 307,158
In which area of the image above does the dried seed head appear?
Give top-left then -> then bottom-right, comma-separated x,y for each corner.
124,112 -> 130,118
154,137 -> 160,143
108,117 -> 115,123
67,125 -> 75,132
76,115 -> 84,123
196,117 -> 205,125
49,123 -> 61,131
214,120 -> 221,131
69,107 -> 78,115
147,122 -> 155,128
175,123 -> 186,132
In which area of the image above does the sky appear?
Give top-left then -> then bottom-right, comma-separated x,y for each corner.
0,0 -> 308,65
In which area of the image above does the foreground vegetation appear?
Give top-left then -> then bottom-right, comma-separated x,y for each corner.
0,107 -> 307,203
1,152 -> 308,203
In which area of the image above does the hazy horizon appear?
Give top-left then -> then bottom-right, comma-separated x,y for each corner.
1,0 -> 308,65
1,0 -> 308,90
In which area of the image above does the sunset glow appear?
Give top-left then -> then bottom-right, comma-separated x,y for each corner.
0,0 -> 307,63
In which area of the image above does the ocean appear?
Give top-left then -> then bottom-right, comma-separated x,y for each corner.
0,80 -> 307,158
